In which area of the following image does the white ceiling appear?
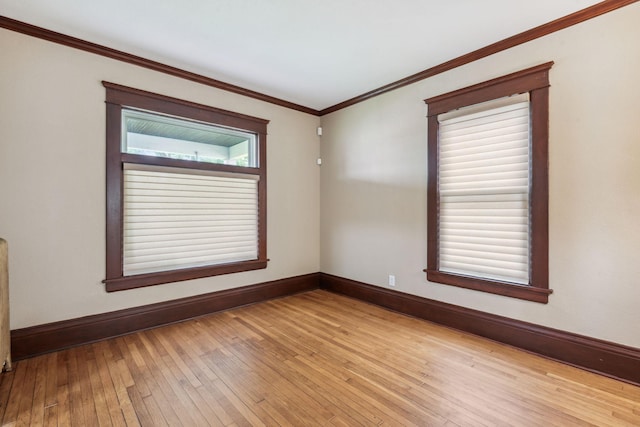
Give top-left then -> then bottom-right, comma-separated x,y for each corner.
0,0 -> 603,111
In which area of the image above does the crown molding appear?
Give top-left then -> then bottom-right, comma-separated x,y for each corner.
320,0 -> 639,115
1,0 -> 638,117
0,16 -> 320,116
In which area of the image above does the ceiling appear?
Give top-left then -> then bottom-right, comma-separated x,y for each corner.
0,0 -> 604,111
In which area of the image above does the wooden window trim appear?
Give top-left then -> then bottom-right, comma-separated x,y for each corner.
103,82 -> 269,292
424,62 -> 553,303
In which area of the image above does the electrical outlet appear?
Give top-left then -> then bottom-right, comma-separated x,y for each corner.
388,274 -> 396,287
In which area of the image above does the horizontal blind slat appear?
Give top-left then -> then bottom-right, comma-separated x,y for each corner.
440,155 -> 529,173
440,161 -> 528,179
125,242 -> 258,258
440,147 -> 529,167
440,123 -> 529,147
441,252 -> 528,269
440,136 -> 529,159
124,226 -> 256,237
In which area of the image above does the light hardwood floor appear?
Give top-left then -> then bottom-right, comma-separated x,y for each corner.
1,290 -> 639,426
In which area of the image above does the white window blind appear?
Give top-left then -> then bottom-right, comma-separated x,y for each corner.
123,165 -> 259,276
438,94 -> 530,284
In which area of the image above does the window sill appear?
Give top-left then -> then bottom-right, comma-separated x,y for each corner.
425,269 -> 552,303
104,259 -> 268,292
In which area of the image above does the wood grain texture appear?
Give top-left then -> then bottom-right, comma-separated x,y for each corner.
0,239 -> 10,371
320,273 -> 640,387
11,273 -> 319,361
2,290 -> 639,426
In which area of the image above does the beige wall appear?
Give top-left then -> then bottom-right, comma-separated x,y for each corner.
2,4 -> 639,350
320,4 -> 640,348
0,29 -> 321,329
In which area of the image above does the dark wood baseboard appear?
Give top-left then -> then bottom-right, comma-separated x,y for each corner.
11,273 -> 319,360
319,273 -> 640,387
13,271 -> 640,388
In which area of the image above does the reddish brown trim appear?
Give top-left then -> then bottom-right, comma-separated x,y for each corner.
103,81 -> 269,132
104,102 -> 123,280
104,260 -> 270,292
11,273 -> 320,361
530,87 -> 550,291
320,273 -> 640,387
12,272 -> 640,386
426,114 -> 439,277
2,1 -> 636,116
0,16 -> 319,116
103,83 -> 269,292
425,62 -> 552,303
423,62 -> 554,115
120,153 -> 260,175
425,271 -> 552,304
320,0 -> 639,115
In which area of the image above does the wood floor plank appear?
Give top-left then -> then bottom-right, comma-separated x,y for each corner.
198,377 -> 252,427
100,342 -> 140,426
245,300 -> 473,424
15,356 -> 37,426
122,334 -> 186,426
147,325 -> 203,389
2,290 -> 640,426
243,336 -> 376,426
28,355 -> 47,427
42,404 -> 57,427
118,336 -> 151,399
92,341 -> 128,427
222,343 -> 329,425
198,363 -> 268,427
126,384 -> 160,427
136,333 -> 209,426
65,347 -> 86,427
0,365 -> 15,422
238,313 -> 438,426
54,364 -> 71,427
86,347 -> 118,427
75,346 -> 100,426
40,355 -> 57,426
157,323 -> 219,383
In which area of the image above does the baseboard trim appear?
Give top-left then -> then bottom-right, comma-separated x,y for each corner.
11,273 -> 319,360
319,273 -> 640,386
14,271 -> 640,387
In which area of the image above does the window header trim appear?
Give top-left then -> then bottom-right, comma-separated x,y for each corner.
424,62 -> 553,117
103,81 -> 269,134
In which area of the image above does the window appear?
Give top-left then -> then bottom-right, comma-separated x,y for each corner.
103,82 -> 268,292
424,62 -> 552,303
